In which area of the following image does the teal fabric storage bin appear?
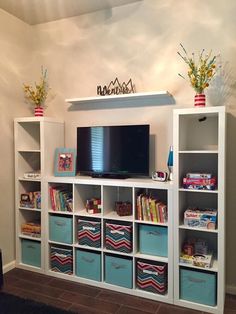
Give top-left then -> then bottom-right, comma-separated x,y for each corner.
22,239 -> 41,267
76,249 -> 101,281
139,224 -> 167,257
105,255 -> 132,288
49,215 -> 73,244
180,268 -> 217,306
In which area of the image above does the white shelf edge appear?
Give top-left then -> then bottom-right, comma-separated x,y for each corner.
179,150 -> 218,154
48,210 -> 73,215
74,244 -> 101,252
48,240 -> 73,247
75,209 -> 102,218
19,206 -> 41,212
19,235 -> 41,241
14,117 -> 64,123
17,149 -> 41,153
18,177 -> 41,182
178,188 -> 218,194
179,259 -> 218,272
103,248 -> 133,257
135,253 -> 168,263
135,219 -> 168,226
179,225 -> 218,233
173,106 -> 225,115
66,91 -> 172,104
103,211 -> 133,221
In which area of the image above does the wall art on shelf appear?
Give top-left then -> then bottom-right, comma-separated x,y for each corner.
97,77 -> 135,96
54,148 -> 76,177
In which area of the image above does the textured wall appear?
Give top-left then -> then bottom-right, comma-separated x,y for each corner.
1,0 -> 236,289
0,9 -> 33,269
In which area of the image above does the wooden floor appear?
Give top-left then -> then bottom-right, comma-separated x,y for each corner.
1,268 -> 235,313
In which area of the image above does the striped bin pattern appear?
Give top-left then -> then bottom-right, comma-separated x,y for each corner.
137,261 -> 167,294
50,246 -> 73,275
105,222 -> 132,253
77,219 -> 101,248
194,94 -> 206,107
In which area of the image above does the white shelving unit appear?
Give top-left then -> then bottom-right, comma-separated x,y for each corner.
14,117 -> 64,273
173,107 -> 226,313
45,176 -> 174,304
13,103 -> 226,310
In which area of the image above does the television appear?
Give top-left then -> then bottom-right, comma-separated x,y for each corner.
77,124 -> 150,178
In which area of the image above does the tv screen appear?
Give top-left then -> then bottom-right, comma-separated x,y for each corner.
77,124 -> 149,178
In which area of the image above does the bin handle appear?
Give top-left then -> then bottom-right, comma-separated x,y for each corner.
55,221 -> 66,227
188,276 -> 206,283
111,262 -> 126,270
82,256 -> 95,263
27,245 -> 35,249
147,231 -> 161,236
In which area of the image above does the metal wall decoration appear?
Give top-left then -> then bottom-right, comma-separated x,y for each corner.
97,78 -> 136,96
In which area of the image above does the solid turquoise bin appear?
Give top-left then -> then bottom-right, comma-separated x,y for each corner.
105,254 -> 133,289
22,239 -> 41,267
49,215 -> 73,244
139,224 -> 168,257
180,268 -> 217,306
76,249 -> 101,281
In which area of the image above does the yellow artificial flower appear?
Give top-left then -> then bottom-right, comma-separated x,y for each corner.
23,67 -> 50,108
178,44 -> 219,94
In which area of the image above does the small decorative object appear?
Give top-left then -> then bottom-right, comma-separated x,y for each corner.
178,44 -> 219,107
167,146 -> 173,181
97,77 -> 135,96
23,66 -> 50,116
115,201 -> 132,216
54,148 -> 76,176
152,171 -> 168,182
85,198 -> 101,214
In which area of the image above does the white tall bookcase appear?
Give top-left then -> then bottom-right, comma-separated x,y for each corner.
14,117 -> 64,273
173,106 -> 226,314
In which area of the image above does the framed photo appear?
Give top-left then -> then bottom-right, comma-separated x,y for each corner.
54,148 -> 76,176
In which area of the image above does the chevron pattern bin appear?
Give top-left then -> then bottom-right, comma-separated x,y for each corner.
105,222 -> 132,253
77,219 -> 101,248
50,246 -> 73,275
137,261 -> 167,294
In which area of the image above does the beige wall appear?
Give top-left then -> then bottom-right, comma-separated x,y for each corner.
0,9 -> 34,269
1,0 -> 236,289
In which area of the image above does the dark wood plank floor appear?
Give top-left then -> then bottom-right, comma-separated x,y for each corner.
1,268 -> 236,313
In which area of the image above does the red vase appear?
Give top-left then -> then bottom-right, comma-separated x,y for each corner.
34,107 -> 44,117
194,94 -> 206,107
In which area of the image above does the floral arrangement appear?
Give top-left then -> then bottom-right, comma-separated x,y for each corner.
178,44 -> 219,94
23,67 -> 50,108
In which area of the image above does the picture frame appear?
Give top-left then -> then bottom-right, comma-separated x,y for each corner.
54,148 -> 76,177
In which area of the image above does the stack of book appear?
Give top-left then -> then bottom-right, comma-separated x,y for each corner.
183,173 -> 217,190
49,186 -> 73,212
20,191 -> 41,209
136,194 -> 167,223
21,221 -> 41,238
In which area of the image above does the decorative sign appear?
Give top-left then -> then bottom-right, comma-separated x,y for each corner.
97,78 -> 135,96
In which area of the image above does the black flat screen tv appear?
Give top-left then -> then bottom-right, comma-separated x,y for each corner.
77,124 -> 149,178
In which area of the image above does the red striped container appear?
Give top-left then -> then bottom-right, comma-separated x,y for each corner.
194,94 -> 206,107
34,107 -> 44,117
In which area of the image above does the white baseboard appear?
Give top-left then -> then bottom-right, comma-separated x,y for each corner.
226,284 -> 236,295
3,261 -> 16,273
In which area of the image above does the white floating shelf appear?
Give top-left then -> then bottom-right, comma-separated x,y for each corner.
66,91 -> 174,110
